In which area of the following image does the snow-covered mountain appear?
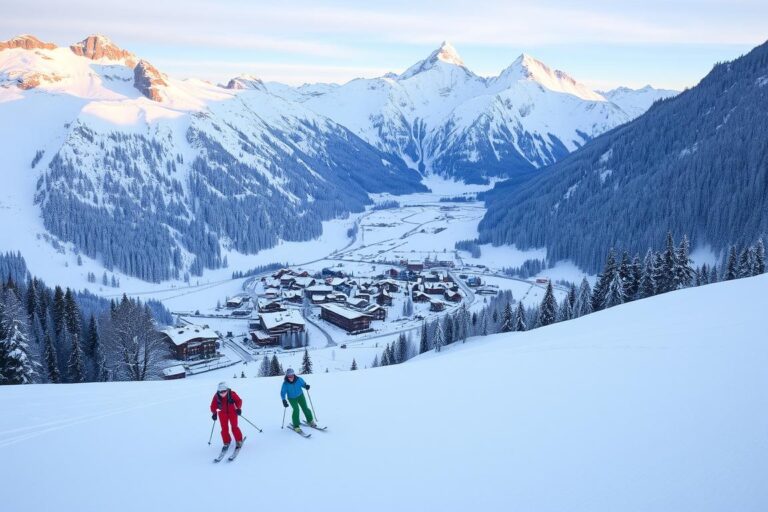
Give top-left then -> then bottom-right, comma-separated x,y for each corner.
0,34 -> 426,282
265,42 -> 651,183
600,85 -> 679,118
3,272 -> 766,511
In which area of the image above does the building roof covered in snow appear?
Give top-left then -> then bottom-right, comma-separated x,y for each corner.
260,309 -> 305,330
160,325 -> 219,346
320,304 -> 372,320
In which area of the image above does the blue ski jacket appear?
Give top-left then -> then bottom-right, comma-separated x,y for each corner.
281,376 -> 307,400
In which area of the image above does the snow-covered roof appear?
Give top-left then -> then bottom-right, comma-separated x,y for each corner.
321,304 -> 372,320
260,310 -> 305,329
161,325 -> 218,346
258,298 -> 282,308
293,276 -> 315,287
162,365 -> 186,377
306,284 -> 333,293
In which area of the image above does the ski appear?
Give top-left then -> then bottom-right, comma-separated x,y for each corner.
213,445 -> 230,463
227,436 -> 246,462
287,427 -> 311,438
302,422 -> 328,431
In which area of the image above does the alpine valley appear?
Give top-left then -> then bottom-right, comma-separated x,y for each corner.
0,34 -> 676,282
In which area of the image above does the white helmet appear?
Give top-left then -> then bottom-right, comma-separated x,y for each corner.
217,381 -> 229,392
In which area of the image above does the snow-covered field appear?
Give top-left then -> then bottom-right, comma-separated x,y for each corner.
2,273 -> 766,511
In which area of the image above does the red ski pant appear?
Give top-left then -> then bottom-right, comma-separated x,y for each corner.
218,413 -> 243,444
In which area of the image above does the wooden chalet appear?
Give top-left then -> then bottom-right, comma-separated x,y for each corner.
407,260 -> 424,272
160,325 -> 218,361
444,290 -> 462,302
430,301 -> 446,312
363,304 -> 387,321
260,310 -> 306,335
375,289 -> 393,306
162,365 -> 186,380
413,291 -> 431,303
250,330 -> 280,346
320,304 -> 372,333
258,298 -> 285,313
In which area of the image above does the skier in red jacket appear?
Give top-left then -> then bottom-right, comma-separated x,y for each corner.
210,381 -> 244,448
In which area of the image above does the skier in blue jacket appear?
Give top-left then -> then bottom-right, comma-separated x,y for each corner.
281,368 -> 316,431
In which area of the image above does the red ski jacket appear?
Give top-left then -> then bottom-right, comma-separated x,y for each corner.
210,390 -> 242,417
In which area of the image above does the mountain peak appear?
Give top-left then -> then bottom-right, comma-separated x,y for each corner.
70,34 -> 137,67
0,34 -> 57,51
399,41 -> 471,80
496,53 -> 605,101
225,74 -> 265,90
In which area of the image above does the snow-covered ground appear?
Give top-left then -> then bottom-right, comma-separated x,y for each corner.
2,273 -> 766,511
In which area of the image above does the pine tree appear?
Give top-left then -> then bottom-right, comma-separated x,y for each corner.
655,232 -> 677,293
67,333 -> 86,383
500,302 -> 513,332
380,344 -> 390,366
513,302 -> 526,332
0,291 -> 37,384
737,247 -> 753,278
443,316 -> 454,345
674,235 -> 694,289
433,321 -> 445,352
258,355 -> 270,377
573,277 -> 593,318
396,333 -> 408,363
300,348 -> 313,374
371,354 -> 379,368
557,296 -> 572,322
52,286 -> 66,336
754,239 -> 765,275
591,249 -> 617,311
709,264 -> 719,284
604,270 -> 625,309
269,355 -> 282,377
626,255 -> 642,301
43,332 -> 60,383
350,358 -> 357,371
537,282 -> 557,327
724,246 -> 738,281
419,321 -> 429,354
638,249 -> 656,299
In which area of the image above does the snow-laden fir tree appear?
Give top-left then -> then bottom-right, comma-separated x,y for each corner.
258,355 -> 270,377
43,332 -> 60,383
724,246 -> 738,281
591,249 -> 617,311
604,270 -> 626,309
396,333 -> 409,364
573,278 -> 593,318
350,358 -> 357,371
638,250 -> 656,299
754,239 -> 766,275
500,302 -> 513,332
0,290 -> 37,384
557,296 -> 572,322
269,355 -> 282,377
419,321 -> 429,354
538,282 -> 558,327
433,320 -> 445,352
513,302 -> 527,332
674,235 -> 694,289
737,247 -> 754,278
300,348 -> 313,374
67,333 -> 86,383
443,316 -> 454,345
654,232 -> 678,294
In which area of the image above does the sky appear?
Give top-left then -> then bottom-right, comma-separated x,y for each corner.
1,0 -> 766,90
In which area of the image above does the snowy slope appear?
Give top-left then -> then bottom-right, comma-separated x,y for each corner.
600,85 -> 679,118
2,274 -> 766,511
272,42 -> 632,183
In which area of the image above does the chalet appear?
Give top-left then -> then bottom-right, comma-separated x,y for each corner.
305,284 -> 333,298
162,365 -> 186,380
376,279 -> 400,293
326,292 -> 348,304
293,276 -> 316,289
282,290 -> 304,305
320,304 -> 372,333
375,289 -> 393,306
363,304 -> 387,321
466,276 -> 482,287
430,301 -> 446,312
386,268 -> 399,278
250,330 -> 280,346
231,306 -> 252,317
325,277 -> 348,289
272,268 -> 293,279
225,296 -> 244,309
263,287 -> 280,299
280,275 -> 296,287
258,298 -> 285,313
535,278 -> 550,284
444,290 -> 462,302
321,268 -> 345,278
355,292 -> 371,302
413,291 -> 431,303
347,297 -> 369,309
311,294 -> 330,305
263,277 -> 281,289
407,260 -> 424,272
260,310 -> 306,335
425,283 -> 449,295
160,325 -> 218,361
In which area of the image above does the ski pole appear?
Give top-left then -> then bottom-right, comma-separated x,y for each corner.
307,390 -> 318,422
240,415 -> 263,433
208,417 -> 217,445
281,407 -> 287,429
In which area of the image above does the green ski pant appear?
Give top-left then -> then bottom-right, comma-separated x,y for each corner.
288,394 -> 313,427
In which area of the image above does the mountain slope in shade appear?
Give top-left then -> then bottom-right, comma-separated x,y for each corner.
270,42 -> 632,183
0,34 -> 426,282
479,41 -> 768,273
600,85 -> 679,118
